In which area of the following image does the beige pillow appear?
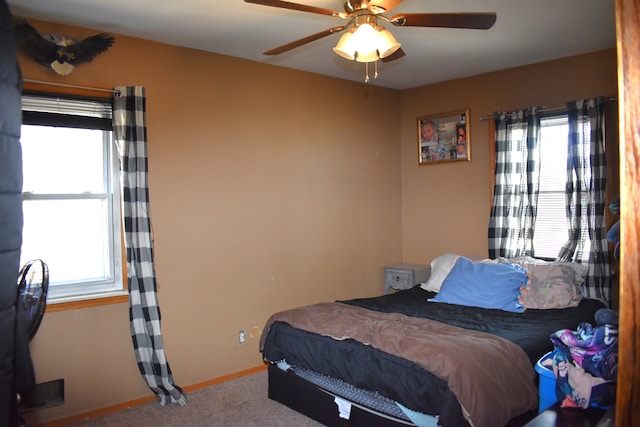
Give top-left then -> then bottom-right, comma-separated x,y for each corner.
509,257 -> 586,309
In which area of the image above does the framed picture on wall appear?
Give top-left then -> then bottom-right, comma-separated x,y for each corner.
417,109 -> 471,165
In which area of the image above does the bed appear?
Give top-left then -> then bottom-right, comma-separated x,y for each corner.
259,254 -> 606,427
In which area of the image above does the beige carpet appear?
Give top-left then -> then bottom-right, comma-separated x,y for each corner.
71,370 -> 324,426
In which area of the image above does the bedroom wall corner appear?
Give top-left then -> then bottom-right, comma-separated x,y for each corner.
399,49 -> 619,267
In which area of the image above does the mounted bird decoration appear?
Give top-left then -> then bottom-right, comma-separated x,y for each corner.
13,18 -> 115,76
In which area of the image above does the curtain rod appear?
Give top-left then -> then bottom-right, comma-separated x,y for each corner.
478,97 -> 618,121
23,79 -> 119,94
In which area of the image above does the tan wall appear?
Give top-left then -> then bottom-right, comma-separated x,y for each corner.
18,19 -> 403,424
16,17 -> 618,426
400,49 -> 618,265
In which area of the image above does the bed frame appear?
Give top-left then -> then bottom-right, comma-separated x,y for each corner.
267,364 -> 538,427
268,364 -> 412,427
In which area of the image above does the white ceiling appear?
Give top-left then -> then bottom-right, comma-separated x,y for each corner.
7,0 -> 616,90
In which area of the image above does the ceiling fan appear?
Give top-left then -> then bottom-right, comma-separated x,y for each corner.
244,0 -> 497,66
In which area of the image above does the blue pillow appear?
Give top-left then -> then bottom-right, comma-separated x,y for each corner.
429,257 -> 527,312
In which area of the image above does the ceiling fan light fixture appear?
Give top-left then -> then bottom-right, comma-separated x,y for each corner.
332,29 -> 357,60
334,19 -> 386,63
351,22 -> 377,56
376,27 -> 401,59
355,49 -> 379,63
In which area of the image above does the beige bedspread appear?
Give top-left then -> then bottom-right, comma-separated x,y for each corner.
261,302 -> 537,427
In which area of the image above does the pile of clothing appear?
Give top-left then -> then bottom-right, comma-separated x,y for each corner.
607,196 -> 621,261
548,308 -> 618,409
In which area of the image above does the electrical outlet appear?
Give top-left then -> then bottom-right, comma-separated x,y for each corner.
239,330 -> 245,344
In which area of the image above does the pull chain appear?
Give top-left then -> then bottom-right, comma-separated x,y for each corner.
364,60 -> 380,83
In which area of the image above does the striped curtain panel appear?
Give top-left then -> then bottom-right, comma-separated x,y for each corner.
557,97 -> 612,305
113,86 -> 187,406
488,108 -> 541,259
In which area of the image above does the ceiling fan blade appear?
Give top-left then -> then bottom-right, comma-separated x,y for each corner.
264,26 -> 346,55
244,0 -> 342,17
369,0 -> 405,13
380,47 -> 406,63
390,12 -> 497,30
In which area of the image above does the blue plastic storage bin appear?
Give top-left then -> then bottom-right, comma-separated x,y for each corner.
535,352 -> 557,412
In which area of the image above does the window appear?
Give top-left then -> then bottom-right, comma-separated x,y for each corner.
506,114 -> 592,260
490,100 -> 610,302
533,115 -> 570,259
20,94 -> 125,303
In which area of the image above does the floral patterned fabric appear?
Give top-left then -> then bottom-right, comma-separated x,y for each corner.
509,257 -> 586,309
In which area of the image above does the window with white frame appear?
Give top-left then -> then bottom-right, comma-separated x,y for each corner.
509,114 -> 586,259
533,115 -> 570,259
20,94 -> 125,303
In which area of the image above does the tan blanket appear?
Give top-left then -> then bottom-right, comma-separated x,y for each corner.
261,302 -> 537,427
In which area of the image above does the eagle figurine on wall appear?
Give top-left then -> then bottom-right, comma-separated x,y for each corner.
13,18 -> 115,76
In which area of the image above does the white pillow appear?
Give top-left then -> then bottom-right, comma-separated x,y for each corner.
420,253 -> 462,293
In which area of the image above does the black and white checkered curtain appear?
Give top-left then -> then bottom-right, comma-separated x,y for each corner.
557,97 -> 612,305
488,108 -> 541,259
113,86 -> 187,406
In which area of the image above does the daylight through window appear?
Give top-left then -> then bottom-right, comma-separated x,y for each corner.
532,115 -> 571,259
20,94 -> 125,303
505,115 -> 574,259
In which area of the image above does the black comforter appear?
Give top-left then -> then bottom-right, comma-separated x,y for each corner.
341,285 -> 605,365
261,285 -> 604,427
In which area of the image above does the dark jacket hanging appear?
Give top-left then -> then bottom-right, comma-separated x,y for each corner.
0,1 -> 36,425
